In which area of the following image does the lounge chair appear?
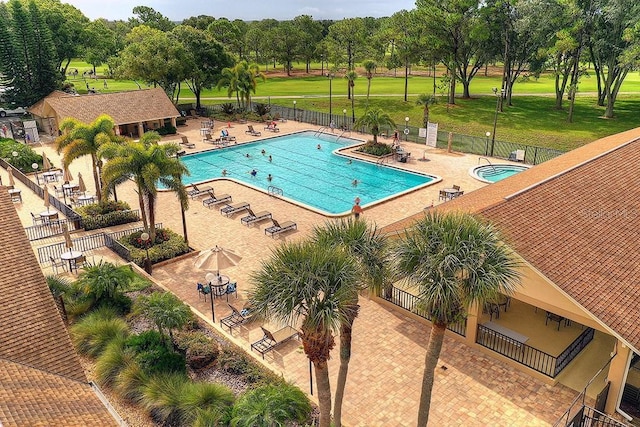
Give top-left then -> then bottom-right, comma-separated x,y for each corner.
220,303 -> 253,333
180,136 -> 195,149
264,122 -> 280,132
250,326 -> 299,359
202,133 -> 214,144
509,149 -> 526,162
202,191 -> 232,208
245,125 -> 261,136
188,184 -> 213,199
220,202 -> 250,217
264,219 -> 297,237
240,209 -> 272,226
220,129 -> 236,143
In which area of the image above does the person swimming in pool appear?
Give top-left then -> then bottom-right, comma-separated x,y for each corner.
267,174 -> 273,182
245,153 -> 251,158
268,155 -> 272,162
317,144 -> 321,150
352,179 -> 359,187
261,149 -> 266,155
347,159 -> 352,164
250,169 -> 258,177
221,169 -> 228,176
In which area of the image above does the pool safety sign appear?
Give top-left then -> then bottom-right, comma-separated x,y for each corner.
426,122 -> 438,147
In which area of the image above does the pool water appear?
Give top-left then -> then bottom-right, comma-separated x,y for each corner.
179,131 -> 436,215
471,164 -> 529,183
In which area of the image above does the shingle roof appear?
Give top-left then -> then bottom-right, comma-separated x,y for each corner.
381,127 -> 640,351
0,189 -> 117,426
39,87 -> 180,125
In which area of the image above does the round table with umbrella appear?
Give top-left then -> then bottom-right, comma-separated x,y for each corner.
193,246 -> 242,321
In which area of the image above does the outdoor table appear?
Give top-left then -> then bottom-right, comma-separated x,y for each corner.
39,210 -> 59,223
63,183 -> 79,196
60,250 -> 82,272
8,188 -> 21,202
76,194 -> 96,206
200,128 -> 212,136
209,275 -> 230,297
42,171 -> 59,183
442,188 -> 462,201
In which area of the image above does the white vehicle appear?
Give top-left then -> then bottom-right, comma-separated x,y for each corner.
0,106 -> 26,117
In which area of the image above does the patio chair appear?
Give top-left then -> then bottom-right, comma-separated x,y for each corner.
180,136 -> 196,149
509,150 -> 525,162
220,303 -> 253,333
264,219 -> 297,237
245,125 -> 261,136
197,282 -> 211,301
202,133 -> 214,144
452,185 -> 461,191
188,184 -> 213,199
250,325 -> 299,359
202,191 -> 232,208
240,208 -> 272,226
53,185 -> 65,198
220,202 -> 250,217
50,256 -> 67,274
31,212 -> 45,226
71,255 -> 89,273
438,190 -> 448,201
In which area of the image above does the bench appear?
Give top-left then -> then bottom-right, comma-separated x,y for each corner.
250,326 -> 299,359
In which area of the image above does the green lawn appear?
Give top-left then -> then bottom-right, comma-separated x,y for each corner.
65,59 -> 640,150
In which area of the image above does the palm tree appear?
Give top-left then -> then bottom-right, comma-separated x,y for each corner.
217,61 -> 265,111
249,240 -> 359,427
134,292 -> 192,345
99,131 -> 189,241
353,108 -> 396,144
344,70 -> 358,123
416,94 -> 436,127
55,114 -> 120,202
312,218 -> 391,427
362,60 -> 377,107
393,212 -> 521,427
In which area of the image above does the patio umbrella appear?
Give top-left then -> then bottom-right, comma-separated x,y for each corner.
7,167 -> 15,187
43,184 -> 50,212
62,222 -> 73,249
42,153 -> 51,171
77,173 -> 86,194
194,245 -> 242,275
63,166 -> 73,183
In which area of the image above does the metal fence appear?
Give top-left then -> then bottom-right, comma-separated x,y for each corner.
381,286 -> 467,336
476,324 -> 595,378
196,102 -> 565,166
24,218 -> 79,241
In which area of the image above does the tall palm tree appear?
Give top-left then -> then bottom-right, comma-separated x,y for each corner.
416,94 -> 436,127
362,60 -> 377,107
249,241 -> 359,427
217,61 -> 265,111
312,218 -> 391,427
99,131 -> 189,241
55,114 -> 120,202
344,70 -> 358,123
393,212 -> 521,427
353,108 -> 396,144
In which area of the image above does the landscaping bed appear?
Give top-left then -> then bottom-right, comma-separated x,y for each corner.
76,201 -> 140,230
119,229 -> 189,267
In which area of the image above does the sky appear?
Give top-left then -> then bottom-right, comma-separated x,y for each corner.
63,0 -> 417,22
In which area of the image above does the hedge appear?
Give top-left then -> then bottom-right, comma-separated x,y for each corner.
76,201 -> 140,231
119,228 -> 189,267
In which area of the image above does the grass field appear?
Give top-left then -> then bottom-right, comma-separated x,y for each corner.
65,60 -> 640,151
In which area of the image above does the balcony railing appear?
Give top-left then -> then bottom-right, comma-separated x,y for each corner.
476,323 -> 595,378
381,286 -> 466,337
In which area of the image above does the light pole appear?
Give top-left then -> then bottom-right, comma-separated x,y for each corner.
485,131 -> 491,156
327,73 -> 333,118
490,88 -> 503,157
205,272 -> 216,322
404,117 -> 410,141
32,162 -> 39,185
140,232 -> 152,275
343,109 -> 347,130
293,100 -> 297,121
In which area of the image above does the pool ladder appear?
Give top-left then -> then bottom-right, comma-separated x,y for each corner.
314,127 -> 328,137
268,185 -> 283,197
478,157 -> 497,172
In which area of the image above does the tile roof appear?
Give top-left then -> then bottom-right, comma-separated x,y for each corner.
381,127 -> 640,351
37,87 -> 180,125
0,189 -> 117,426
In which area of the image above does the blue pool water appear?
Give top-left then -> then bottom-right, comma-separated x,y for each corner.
179,131 -> 436,215
471,164 -> 529,183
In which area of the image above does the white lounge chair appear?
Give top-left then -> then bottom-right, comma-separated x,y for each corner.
240,209 -> 272,225
188,184 -> 213,199
220,202 -> 250,217
202,191 -> 232,208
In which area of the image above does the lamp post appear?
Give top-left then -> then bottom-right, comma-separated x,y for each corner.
293,100 -> 297,121
32,162 -> 39,185
327,73 -> 333,118
205,272 -> 216,322
140,232 -> 152,275
485,132 -> 491,156
404,117 -> 410,141
343,109 -> 347,130
490,88 -> 503,157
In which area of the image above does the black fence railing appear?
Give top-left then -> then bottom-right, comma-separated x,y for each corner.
37,223 -> 162,266
197,102 -> 565,166
476,324 -> 595,378
561,405 -> 628,427
24,218 -> 79,241
381,286 -> 466,337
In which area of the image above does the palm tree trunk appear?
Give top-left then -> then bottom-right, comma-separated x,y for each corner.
138,187 -> 148,232
315,360 -> 332,427
417,322 -> 447,427
333,317 -> 356,427
148,194 -> 156,242
90,153 -> 102,202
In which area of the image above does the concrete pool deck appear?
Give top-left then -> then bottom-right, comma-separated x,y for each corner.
8,117 -> 578,426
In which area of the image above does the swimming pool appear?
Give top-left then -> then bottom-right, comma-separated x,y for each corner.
179,131 -> 438,215
469,164 -> 530,183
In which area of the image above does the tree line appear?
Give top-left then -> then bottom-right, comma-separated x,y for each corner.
1,0 -> 639,118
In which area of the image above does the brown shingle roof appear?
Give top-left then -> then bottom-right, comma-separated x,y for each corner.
0,189 -> 117,426
382,127 -> 640,351
41,87 -> 180,125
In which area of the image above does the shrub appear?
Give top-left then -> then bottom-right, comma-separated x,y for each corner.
0,138 -> 43,173
157,124 -> 177,135
140,373 -> 189,423
253,103 -> 271,117
174,331 -> 220,369
114,359 -> 149,403
119,228 -> 189,266
95,336 -> 133,386
356,141 -> 394,157
217,348 -> 265,384
126,331 -> 186,376
74,261 -> 135,314
231,383 -> 312,427
76,200 -> 138,230
134,292 -> 192,344
77,200 -> 131,215
220,103 -> 235,115
71,308 -> 130,357
179,381 -> 235,425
